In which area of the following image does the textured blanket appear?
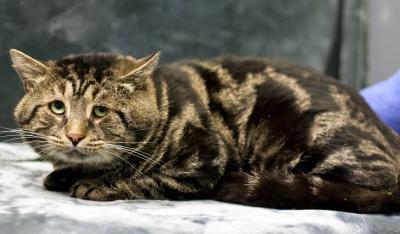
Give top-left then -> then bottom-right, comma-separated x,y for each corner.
1,143 -> 400,234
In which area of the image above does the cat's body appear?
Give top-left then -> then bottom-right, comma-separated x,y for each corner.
10,49 -> 400,214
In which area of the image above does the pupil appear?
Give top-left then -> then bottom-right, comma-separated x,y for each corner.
55,102 -> 63,109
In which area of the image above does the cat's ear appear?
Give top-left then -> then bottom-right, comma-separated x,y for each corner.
10,49 -> 49,92
117,50 -> 160,87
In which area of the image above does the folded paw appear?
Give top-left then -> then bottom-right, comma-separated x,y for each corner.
44,168 -> 79,192
70,180 -> 119,201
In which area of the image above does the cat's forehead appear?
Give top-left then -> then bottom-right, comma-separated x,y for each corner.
54,54 -> 120,82
48,54 -> 130,99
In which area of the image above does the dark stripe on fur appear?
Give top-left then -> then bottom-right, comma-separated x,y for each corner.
188,63 -> 223,93
247,79 -> 301,143
20,104 -> 43,126
115,111 -> 130,130
56,54 -> 117,82
219,57 -> 267,83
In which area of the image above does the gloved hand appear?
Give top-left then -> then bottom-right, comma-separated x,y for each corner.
360,70 -> 400,134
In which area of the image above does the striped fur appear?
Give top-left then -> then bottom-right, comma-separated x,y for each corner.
10,49 -> 400,213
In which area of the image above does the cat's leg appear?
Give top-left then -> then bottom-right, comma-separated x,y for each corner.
69,179 -> 141,201
213,172 -> 400,214
44,167 -> 81,192
70,125 -> 227,201
69,170 -> 212,201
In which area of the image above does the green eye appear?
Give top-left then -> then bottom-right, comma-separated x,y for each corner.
49,101 -> 65,115
93,106 -> 108,118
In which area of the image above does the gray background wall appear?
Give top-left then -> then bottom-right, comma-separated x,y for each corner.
0,0 -> 366,130
368,0 -> 400,85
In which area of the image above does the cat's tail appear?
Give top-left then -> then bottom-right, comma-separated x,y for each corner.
212,172 -> 400,214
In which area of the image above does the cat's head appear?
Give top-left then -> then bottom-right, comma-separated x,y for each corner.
10,49 -> 161,165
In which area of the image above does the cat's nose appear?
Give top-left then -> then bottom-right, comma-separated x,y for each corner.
66,133 -> 86,146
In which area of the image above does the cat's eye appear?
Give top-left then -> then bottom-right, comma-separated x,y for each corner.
93,106 -> 108,118
49,101 -> 65,115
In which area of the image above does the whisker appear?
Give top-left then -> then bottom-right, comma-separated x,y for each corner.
0,127 -> 50,146
101,148 -> 145,177
0,133 -> 48,142
105,143 -> 162,167
111,148 -> 154,164
111,144 -> 155,158
0,127 -> 44,135
36,146 -> 53,156
106,141 -> 157,144
0,137 -> 46,144
0,131 -> 46,136
107,155 -> 120,171
30,142 -> 54,156
0,133 -> 47,141
0,128 -> 47,139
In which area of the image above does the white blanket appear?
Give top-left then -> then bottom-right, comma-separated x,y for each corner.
1,143 -> 399,234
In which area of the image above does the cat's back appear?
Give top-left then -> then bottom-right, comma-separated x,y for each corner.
153,55 -> 371,123
155,55 -> 348,103
152,55 -> 400,156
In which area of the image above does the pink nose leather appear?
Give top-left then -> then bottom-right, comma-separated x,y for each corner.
66,134 -> 85,146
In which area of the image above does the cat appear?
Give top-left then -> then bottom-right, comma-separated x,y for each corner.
9,48 -> 400,214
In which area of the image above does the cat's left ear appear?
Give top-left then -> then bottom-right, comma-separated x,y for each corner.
117,50 -> 160,87
9,49 -> 49,92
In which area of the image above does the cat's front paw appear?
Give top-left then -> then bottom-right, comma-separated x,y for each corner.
70,180 -> 118,201
44,168 -> 79,192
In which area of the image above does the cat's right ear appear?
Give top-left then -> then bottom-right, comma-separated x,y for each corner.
116,50 -> 161,88
9,49 -> 48,92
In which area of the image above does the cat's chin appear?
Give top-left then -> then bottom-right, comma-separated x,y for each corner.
64,149 -> 90,159
46,148 -> 109,165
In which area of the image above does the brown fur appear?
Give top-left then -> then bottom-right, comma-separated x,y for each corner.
10,49 -> 400,214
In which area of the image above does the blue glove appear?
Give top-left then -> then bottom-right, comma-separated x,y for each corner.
360,70 -> 400,134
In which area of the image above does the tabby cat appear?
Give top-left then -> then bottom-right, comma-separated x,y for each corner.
9,49 -> 400,214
